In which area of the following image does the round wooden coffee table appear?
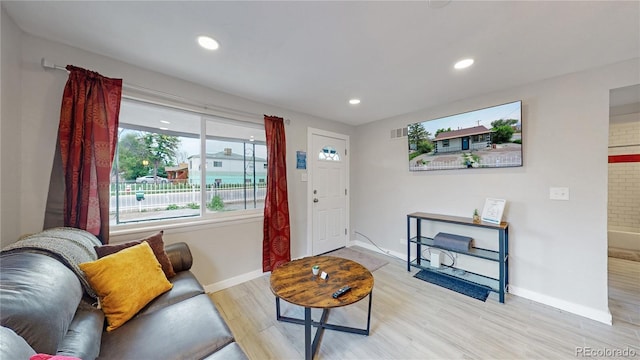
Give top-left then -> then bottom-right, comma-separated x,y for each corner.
270,256 -> 374,360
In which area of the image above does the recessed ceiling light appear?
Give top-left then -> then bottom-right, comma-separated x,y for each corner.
159,127 -> 169,131
197,36 -> 219,50
160,120 -> 170,124
454,58 -> 474,70
349,99 -> 361,105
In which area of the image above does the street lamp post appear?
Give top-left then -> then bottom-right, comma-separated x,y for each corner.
142,159 -> 150,184
138,159 -> 149,212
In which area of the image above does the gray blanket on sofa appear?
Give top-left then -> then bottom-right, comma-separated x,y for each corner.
1,227 -> 101,299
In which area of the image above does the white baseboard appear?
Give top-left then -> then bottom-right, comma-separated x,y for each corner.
204,268 -> 265,294
349,239 -> 407,261
351,239 -> 613,325
509,285 -> 612,325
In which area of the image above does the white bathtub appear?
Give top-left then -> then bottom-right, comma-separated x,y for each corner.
608,229 -> 640,251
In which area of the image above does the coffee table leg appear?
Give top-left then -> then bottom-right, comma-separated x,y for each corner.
365,291 -> 373,335
305,307 -> 312,360
274,295 -> 370,358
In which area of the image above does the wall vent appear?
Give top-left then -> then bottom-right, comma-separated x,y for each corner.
390,127 -> 408,139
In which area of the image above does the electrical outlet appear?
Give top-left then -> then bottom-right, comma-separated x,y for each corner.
549,187 -> 570,201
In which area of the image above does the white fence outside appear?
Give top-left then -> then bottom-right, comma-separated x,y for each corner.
477,154 -> 522,168
110,183 -> 266,213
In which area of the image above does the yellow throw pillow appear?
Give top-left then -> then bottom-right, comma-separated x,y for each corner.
79,241 -> 173,331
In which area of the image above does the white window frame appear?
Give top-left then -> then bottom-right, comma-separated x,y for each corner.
110,97 -> 267,235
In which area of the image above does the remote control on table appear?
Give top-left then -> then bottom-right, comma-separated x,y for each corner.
332,285 -> 351,298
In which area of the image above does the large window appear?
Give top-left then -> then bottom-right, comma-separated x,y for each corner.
110,99 -> 266,225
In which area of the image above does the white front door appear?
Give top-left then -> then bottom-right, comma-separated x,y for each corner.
309,130 -> 349,255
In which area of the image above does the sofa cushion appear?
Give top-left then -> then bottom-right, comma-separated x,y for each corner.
138,271 -> 205,316
98,294 -> 235,360
0,252 -> 82,354
80,242 -> 173,331
0,326 -> 36,359
94,231 -> 176,278
56,300 -> 104,360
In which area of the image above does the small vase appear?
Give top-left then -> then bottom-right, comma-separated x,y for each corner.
473,214 -> 480,223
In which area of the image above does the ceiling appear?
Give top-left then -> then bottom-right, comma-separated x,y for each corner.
3,1 -> 639,126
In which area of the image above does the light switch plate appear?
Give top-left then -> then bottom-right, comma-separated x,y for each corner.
550,187 -> 570,200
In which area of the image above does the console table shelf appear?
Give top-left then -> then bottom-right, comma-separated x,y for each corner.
410,236 -> 501,261
407,212 -> 509,303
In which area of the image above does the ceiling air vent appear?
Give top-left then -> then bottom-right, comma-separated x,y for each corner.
390,127 -> 408,139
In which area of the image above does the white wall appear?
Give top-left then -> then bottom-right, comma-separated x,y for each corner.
351,58 -> 640,324
1,8 -> 23,248
9,27 -> 354,287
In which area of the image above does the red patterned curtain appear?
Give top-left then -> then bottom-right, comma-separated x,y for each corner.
58,66 -> 122,244
263,115 -> 291,271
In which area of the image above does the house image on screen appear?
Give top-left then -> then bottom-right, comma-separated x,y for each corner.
433,125 -> 492,153
188,148 -> 267,185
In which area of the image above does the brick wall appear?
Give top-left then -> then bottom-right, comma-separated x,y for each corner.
608,113 -> 640,233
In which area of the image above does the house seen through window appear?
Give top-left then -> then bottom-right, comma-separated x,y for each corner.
110,99 -> 267,225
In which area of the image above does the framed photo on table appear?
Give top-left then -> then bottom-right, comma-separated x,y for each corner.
482,198 -> 506,224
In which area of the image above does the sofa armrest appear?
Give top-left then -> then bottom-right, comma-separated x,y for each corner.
164,242 -> 193,273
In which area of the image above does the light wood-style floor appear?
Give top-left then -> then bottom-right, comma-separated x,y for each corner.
209,248 -> 639,359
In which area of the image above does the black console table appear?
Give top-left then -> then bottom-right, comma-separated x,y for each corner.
407,212 -> 509,303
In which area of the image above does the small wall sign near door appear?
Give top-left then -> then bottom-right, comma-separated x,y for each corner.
297,151 -> 307,169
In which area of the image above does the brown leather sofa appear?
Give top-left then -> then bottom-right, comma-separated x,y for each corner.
0,239 -> 248,360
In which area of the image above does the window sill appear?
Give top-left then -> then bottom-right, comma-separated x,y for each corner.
110,210 -> 264,237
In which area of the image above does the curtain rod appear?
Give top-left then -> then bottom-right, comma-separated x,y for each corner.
40,58 -> 290,125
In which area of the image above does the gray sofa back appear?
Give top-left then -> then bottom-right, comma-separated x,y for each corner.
1,240 -> 248,360
0,251 -> 99,355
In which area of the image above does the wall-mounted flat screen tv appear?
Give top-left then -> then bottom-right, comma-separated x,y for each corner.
408,100 -> 522,171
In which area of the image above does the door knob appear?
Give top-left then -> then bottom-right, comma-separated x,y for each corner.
313,198 -> 319,203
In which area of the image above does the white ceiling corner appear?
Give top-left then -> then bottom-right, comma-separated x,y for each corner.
3,0 -> 639,126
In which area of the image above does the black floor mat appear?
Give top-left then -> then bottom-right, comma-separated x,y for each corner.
413,269 -> 491,302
